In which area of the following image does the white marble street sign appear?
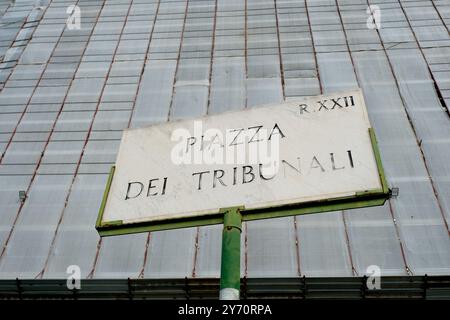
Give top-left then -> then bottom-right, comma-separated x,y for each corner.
97,88 -> 389,235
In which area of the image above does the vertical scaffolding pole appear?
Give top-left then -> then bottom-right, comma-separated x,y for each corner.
219,207 -> 242,300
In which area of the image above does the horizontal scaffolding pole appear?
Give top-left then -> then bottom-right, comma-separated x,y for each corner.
0,276 -> 449,300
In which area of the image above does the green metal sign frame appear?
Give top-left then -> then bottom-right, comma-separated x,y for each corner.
96,128 -> 390,237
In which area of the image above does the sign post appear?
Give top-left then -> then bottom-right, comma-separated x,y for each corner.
219,207 -> 242,300
95,89 -> 391,300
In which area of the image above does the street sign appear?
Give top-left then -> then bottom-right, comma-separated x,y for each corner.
96,88 -> 389,236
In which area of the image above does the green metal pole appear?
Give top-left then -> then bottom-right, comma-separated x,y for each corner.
219,207 -> 242,300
